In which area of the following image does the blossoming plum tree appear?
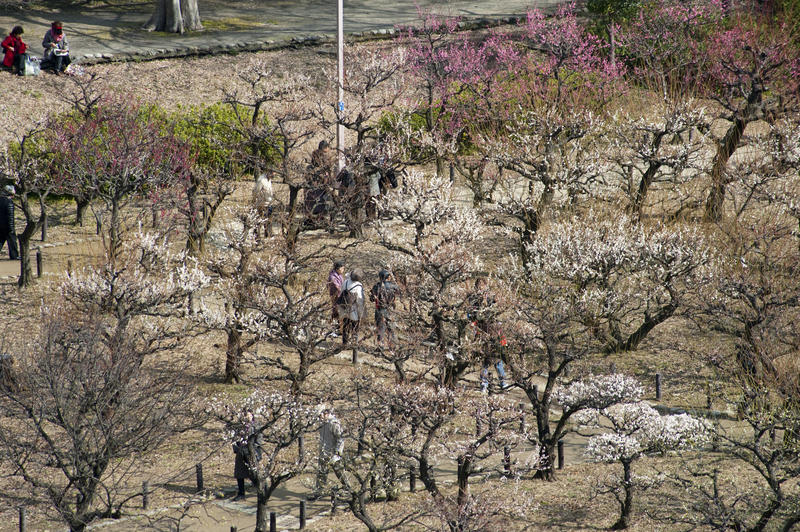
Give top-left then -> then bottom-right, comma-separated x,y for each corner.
578,398 -> 709,529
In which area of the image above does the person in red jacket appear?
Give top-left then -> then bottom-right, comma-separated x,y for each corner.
2,26 -> 26,74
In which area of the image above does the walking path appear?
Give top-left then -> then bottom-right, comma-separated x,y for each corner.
1,0 -> 567,65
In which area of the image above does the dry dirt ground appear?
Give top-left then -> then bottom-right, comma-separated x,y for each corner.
0,42 -> 741,532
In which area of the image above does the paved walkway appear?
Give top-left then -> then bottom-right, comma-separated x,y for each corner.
1,0 -> 565,64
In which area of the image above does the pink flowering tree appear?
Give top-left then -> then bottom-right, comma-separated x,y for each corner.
210,389 -> 319,532
702,14 -> 800,221
577,398 -> 709,529
50,95 -> 192,264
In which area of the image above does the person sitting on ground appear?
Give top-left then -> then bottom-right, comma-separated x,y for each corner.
2,26 -> 27,75
370,269 -> 400,346
42,21 -> 70,74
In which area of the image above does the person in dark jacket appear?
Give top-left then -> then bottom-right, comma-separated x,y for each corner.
2,26 -> 27,74
369,269 -> 400,345
0,186 -> 19,260
41,21 -> 70,74
232,410 -> 262,501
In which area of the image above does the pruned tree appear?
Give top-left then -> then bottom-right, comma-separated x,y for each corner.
0,236 -> 207,532
200,207 -> 348,387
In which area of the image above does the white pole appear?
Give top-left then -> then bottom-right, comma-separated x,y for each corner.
337,0 -> 345,173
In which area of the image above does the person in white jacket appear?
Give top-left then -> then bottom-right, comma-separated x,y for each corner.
252,172 -> 274,238
338,269 -> 365,344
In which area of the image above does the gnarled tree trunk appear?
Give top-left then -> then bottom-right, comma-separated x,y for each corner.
143,0 -> 202,33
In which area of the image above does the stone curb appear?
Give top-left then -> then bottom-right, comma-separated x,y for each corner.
73,15 -> 527,66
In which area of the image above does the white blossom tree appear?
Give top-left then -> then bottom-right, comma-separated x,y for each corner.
578,398 -> 709,529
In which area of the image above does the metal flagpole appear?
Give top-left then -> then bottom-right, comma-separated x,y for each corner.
337,0 -> 345,173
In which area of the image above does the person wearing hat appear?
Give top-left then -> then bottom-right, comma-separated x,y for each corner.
0,185 -> 19,260
369,269 -> 400,345
2,26 -> 27,74
42,21 -> 70,74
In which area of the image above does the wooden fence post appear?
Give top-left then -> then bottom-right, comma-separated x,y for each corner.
142,481 -> 149,509
503,446 -> 511,475
195,463 -> 204,492
299,499 -> 306,529
36,249 -> 42,278
409,466 -> 416,492
269,512 -> 276,532
298,435 -> 304,461
655,373 -> 662,401
557,440 -> 564,470
18,507 -> 26,532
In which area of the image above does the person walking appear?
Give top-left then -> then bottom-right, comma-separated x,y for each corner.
0,186 -> 19,260
369,269 -> 400,345
2,26 -> 27,74
41,21 -> 70,74
232,409 -> 262,501
314,405 -> 343,496
252,171 -> 274,238
338,269 -> 365,345
467,277 -> 506,392
327,260 -> 345,337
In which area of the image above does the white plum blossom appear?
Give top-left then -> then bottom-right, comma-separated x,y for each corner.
554,374 -> 644,412
586,432 -> 642,463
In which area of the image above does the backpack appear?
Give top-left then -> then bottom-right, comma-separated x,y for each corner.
371,281 -> 396,309
336,280 -> 358,308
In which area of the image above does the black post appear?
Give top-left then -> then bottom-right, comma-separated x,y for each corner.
475,412 -> 482,436
36,249 -> 42,278
655,373 -> 662,401
298,435 -> 305,461
269,512 -> 276,532
518,402 -> 525,432
18,507 -> 25,532
299,499 -> 306,529
409,466 -> 416,492
96,216 -> 101,236
557,440 -> 564,470
41,214 -> 47,241
231,527 -> 238,532
142,480 -> 149,509
532,384 -> 538,401
503,446 -> 511,475
352,347 -> 358,365
330,490 -> 337,515
195,463 -> 204,493
67,260 -> 73,276
152,205 -> 159,229
449,163 -> 455,183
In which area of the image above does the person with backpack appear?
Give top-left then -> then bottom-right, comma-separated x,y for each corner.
370,269 -> 400,345
2,26 -> 27,75
337,269 -> 365,345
